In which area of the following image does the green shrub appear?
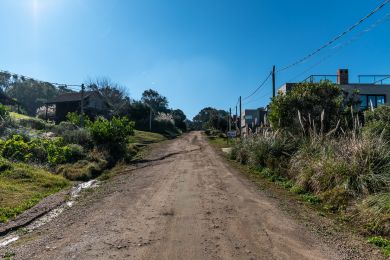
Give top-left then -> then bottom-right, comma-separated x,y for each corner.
364,105 -> 390,141
288,134 -> 390,210
1,135 -> 78,166
151,119 -> 181,138
60,128 -> 93,148
18,118 -> 47,130
67,144 -> 86,162
2,135 -> 32,161
358,193 -> 390,236
0,157 -> 12,172
231,130 -> 298,174
55,121 -> 78,132
66,112 -> 92,127
47,139 -> 71,166
0,104 -> 10,121
367,236 -> 390,256
268,81 -> 344,133
88,116 -> 135,162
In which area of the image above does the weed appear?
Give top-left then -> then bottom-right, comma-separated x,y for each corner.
367,236 -> 390,256
2,251 -> 16,260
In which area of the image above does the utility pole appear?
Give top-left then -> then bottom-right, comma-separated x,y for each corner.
229,107 -> 232,131
80,84 -> 85,127
149,106 -> 152,132
272,65 -> 276,98
239,96 -> 242,136
235,105 -> 237,130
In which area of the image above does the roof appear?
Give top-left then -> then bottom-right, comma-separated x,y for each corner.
47,91 -> 99,104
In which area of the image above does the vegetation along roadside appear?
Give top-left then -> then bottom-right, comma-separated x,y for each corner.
205,81 -> 390,257
0,78 -> 185,225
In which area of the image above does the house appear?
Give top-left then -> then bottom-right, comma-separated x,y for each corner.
240,107 -> 267,134
46,91 -> 109,122
279,69 -> 390,110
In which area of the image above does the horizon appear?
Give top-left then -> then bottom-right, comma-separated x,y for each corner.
1,0 -> 390,119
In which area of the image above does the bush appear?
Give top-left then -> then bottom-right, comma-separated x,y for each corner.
1,135 -> 78,166
364,105 -> 390,141
18,118 -> 47,130
57,160 -> 104,181
2,135 -> 32,161
0,157 -> 12,172
289,134 -> 390,210
231,130 -> 298,173
88,116 -> 134,162
54,121 -> 78,132
151,119 -> 181,138
0,104 -> 10,121
268,81 -> 344,134
67,144 -> 85,161
66,112 -> 92,127
60,129 -> 93,148
47,138 -> 72,165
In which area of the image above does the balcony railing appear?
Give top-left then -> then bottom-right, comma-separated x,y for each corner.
302,75 -> 339,83
358,75 -> 390,85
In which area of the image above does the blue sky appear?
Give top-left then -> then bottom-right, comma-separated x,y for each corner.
0,0 -> 389,118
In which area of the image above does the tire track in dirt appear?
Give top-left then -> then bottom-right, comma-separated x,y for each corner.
1,132 -> 385,259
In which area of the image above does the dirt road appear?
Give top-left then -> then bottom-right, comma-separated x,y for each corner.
1,132 -> 382,259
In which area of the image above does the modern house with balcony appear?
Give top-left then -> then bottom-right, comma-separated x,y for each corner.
279,69 -> 390,110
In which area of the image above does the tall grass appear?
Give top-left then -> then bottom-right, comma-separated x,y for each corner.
231,107 -> 390,236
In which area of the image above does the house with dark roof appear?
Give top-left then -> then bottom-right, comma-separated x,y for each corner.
46,91 -> 109,122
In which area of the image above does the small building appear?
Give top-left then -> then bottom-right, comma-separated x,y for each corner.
279,69 -> 390,110
46,91 -> 109,122
240,107 -> 267,134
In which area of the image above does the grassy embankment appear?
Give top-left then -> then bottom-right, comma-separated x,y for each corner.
206,128 -> 390,258
0,113 -> 166,223
0,161 -> 69,223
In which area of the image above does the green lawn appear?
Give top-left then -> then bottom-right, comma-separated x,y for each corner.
207,136 -> 236,149
128,130 -> 166,144
9,112 -> 34,121
0,161 -> 69,223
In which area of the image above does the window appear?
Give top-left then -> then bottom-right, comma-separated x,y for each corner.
360,95 -> 367,108
377,96 -> 385,106
359,94 -> 386,109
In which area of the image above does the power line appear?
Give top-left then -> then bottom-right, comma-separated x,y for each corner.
0,69 -> 82,89
242,72 -> 272,101
288,11 -> 390,82
278,0 -> 390,72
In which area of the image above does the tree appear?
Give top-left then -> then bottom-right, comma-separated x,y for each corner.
6,79 -> 65,116
193,107 -> 228,131
268,81 -> 344,134
86,77 -> 130,117
0,71 -> 12,91
141,89 -> 168,113
171,109 -> 187,132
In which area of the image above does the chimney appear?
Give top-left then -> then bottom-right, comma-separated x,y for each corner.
337,69 -> 349,85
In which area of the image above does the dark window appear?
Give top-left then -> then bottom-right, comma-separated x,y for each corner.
359,94 -> 386,109
360,95 -> 367,108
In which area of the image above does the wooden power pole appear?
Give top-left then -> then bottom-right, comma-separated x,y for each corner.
229,108 -> 232,131
272,65 -> 276,98
80,84 -> 85,127
239,96 -> 242,135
